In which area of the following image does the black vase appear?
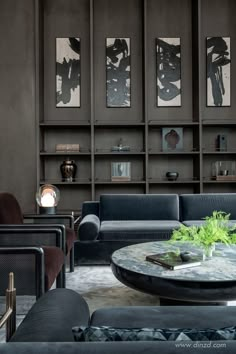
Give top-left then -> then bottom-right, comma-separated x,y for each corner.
60,158 -> 77,182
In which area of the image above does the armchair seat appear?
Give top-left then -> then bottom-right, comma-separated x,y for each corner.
65,227 -> 77,254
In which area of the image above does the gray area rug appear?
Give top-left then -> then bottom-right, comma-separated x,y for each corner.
0,265 -> 159,342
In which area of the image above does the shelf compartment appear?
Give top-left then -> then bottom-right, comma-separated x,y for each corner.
95,127 -> 144,153
149,155 -> 200,182
40,155 -> 91,182
149,185 -> 200,194
202,126 -> 236,152
148,126 -> 199,153
95,156 -> 145,182
95,184 -> 146,200
41,128 -> 91,153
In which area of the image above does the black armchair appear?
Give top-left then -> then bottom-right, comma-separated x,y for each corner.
24,214 -> 76,272
0,193 -> 66,298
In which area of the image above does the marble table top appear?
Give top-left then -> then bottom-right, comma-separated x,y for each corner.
111,241 -> 236,282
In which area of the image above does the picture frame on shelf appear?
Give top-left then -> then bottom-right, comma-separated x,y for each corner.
162,127 -> 183,151
207,37 -> 231,107
156,37 -> 181,107
106,38 -> 131,107
111,162 -> 131,181
56,37 -> 81,107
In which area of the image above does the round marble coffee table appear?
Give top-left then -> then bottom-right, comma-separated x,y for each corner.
111,241 -> 236,305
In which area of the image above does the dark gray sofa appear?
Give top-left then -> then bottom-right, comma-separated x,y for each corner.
76,194 -> 182,264
76,193 -> 236,265
1,288 -> 236,353
180,193 -> 236,227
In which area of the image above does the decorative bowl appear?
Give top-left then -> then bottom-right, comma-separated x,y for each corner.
180,252 -> 191,262
166,171 -> 179,181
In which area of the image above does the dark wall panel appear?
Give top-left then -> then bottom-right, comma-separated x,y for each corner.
146,0 -> 193,121
201,0 -> 235,119
93,0 -> 143,122
43,0 -> 91,122
0,0 -> 36,212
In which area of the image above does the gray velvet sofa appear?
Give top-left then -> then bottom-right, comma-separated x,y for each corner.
76,193 -> 236,265
180,193 -> 236,227
1,288 -> 236,353
76,194 -> 182,264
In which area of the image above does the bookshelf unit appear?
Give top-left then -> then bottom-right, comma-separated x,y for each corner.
36,0 -> 236,212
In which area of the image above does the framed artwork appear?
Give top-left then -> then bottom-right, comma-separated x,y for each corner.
162,127 -> 183,151
56,37 -> 81,107
111,162 -> 131,181
207,37 -> 231,107
156,38 -> 181,107
106,38 -> 131,107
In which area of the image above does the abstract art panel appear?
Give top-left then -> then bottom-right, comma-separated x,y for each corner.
207,37 -> 231,107
56,38 -> 81,107
162,127 -> 183,151
156,38 -> 181,107
106,38 -> 131,107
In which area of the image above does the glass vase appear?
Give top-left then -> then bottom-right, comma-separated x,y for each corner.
202,243 -> 215,261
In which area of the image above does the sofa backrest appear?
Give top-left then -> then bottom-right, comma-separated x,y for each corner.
82,201 -> 100,218
180,193 -> 236,221
99,194 -> 179,221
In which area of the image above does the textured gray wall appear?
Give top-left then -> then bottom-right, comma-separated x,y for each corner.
0,0 -> 36,212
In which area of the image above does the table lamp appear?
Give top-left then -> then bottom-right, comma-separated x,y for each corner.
36,184 -> 60,214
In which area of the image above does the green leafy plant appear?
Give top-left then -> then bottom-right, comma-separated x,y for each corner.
170,211 -> 236,254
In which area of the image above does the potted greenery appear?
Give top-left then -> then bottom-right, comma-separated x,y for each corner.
170,211 -> 236,260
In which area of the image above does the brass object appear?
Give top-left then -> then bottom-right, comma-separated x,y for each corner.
0,272 -> 16,341
60,158 -> 77,182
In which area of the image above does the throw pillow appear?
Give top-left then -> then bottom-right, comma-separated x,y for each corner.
72,325 -> 236,342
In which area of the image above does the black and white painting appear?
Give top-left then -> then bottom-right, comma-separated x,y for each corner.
207,37 -> 231,107
56,38 -> 81,107
156,38 -> 181,107
106,38 -> 131,107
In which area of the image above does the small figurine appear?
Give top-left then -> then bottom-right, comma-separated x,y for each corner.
111,138 -> 130,152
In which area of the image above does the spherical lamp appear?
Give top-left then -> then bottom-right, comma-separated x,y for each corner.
36,184 -> 60,214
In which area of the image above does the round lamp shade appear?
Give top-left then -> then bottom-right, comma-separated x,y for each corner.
36,184 -> 60,214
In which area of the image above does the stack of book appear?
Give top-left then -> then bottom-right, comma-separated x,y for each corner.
55,144 -> 80,153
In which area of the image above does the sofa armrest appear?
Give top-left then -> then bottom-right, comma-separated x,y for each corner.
0,225 -> 65,254
0,247 -> 45,299
78,214 -> 100,241
10,288 -> 90,342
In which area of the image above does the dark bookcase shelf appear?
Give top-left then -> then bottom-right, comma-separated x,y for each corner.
36,0 -> 236,211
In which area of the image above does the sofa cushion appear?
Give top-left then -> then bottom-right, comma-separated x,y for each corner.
100,194 -> 179,221
90,306 -> 236,329
72,325 -> 236,342
180,194 -> 236,221
99,221 -> 182,241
